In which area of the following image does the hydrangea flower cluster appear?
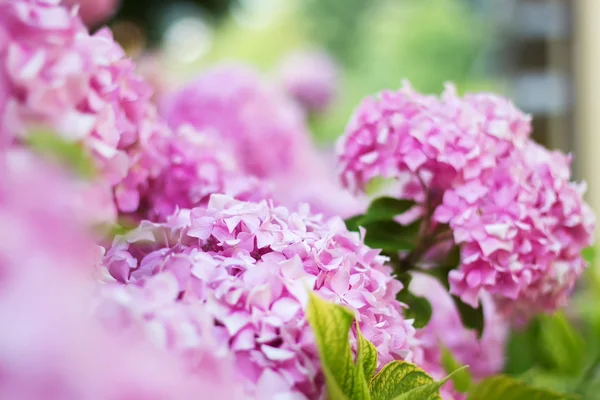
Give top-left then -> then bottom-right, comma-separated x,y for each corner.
0,0 -> 273,225
411,274 -> 508,400
100,194 -> 419,398
276,49 -> 340,113
337,82 -> 594,316
0,154 -> 240,400
117,124 -> 271,222
0,0 -> 152,187
435,141 -> 595,315
160,64 -> 313,179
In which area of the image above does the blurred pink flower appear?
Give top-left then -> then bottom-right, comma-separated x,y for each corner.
410,274 -> 508,400
0,155 -> 241,400
276,49 -> 340,113
101,194 -> 419,398
63,0 -> 121,27
118,124 -> 272,222
160,64 -> 313,180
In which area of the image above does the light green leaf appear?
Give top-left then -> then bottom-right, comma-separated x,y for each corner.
365,177 -> 397,197
356,321 -> 378,381
369,361 -> 442,400
392,368 -> 465,400
468,375 -> 574,400
582,246 -> 596,265
397,291 -> 432,329
27,130 -> 96,179
537,313 -> 586,376
452,295 -> 484,338
306,292 -> 371,400
440,346 -> 472,393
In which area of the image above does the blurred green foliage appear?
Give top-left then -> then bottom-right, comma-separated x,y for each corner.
160,0 -> 501,144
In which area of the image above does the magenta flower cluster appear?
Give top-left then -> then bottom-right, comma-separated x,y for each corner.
276,49 -> 340,113
101,194 -> 418,398
337,83 -> 595,316
160,64 -> 312,180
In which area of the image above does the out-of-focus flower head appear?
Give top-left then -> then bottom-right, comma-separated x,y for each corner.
118,124 -> 272,222
0,0 -> 175,222
410,274 -> 507,400
273,147 -> 366,219
0,154 -> 241,400
337,82 -> 594,317
160,64 -> 313,179
100,194 -> 419,398
62,0 -> 121,27
276,49 -> 340,113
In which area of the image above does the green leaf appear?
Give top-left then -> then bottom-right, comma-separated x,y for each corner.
537,313 -> 586,376
397,290 -> 432,329
392,368 -> 466,400
362,220 -> 420,252
440,346 -> 472,393
583,246 -> 596,265
505,319 -> 545,375
452,295 -> 484,338
356,321 -> 378,381
365,177 -> 397,197
366,197 -> 416,222
306,291 -> 371,400
468,375 -> 575,400
345,214 -> 364,232
505,314 -> 586,377
27,130 -> 96,179
369,361 -> 440,400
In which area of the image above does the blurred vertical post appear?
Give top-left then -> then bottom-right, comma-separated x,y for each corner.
574,0 -> 600,232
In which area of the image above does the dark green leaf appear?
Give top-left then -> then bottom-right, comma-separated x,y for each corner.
345,215 -> 365,232
440,346 -> 472,393
366,197 -> 416,222
452,295 -> 484,338
468,375 -> 575,400
397,290 -> 432,329
362,220 -> 420,252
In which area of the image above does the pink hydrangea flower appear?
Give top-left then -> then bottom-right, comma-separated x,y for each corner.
336,83 -> 526,201
337,82 -> 594,317
410,274 -> 508,400
160,64 -> 313,179
100,194 -> 419,398
435,141 -> 595,316
118,124 -> 272,222
276,49 -> 340,113
0,155 -> 240,400
63,0 -> 121,27
0,0 -> 152,183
